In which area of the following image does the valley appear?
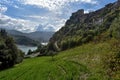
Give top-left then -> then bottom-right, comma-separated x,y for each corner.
7,30 -> 54,46
17,45 -> 37,55
0,0 -> 120,80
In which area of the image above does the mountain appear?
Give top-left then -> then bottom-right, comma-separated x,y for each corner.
7,30 -> 24,36
36,24 -> 55,32
1,1 -> 120,79
7,30 -> 54,46
11,34 -> 38,46
48,0 -> 120,51
27,31 -> 54,42
7,30 -> 38,46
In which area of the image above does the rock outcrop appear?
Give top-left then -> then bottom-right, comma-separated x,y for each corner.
49,0 -> 120,51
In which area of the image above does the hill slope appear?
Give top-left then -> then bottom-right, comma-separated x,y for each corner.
27,31 -> 54,42
49,0 -> 120,51
0,39 -> 120,80
12,35 -> 38,46
1,1 -> 120,80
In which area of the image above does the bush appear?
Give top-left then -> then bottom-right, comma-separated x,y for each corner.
0,29 -> 24,70
27,49 -> 32,55
109,14 -> 120,39
103,40 -> 120,78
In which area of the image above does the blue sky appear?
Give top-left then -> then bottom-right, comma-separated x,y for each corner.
0,0 -> 117,32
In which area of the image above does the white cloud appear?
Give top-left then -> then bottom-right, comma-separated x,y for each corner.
26,15 -> 48,20
0,4 -> 7,13
84,9 -> 95,13
81,0 -> 97,4
36,16 -> 66,32
37,24 -> 55,32
0,0 -> 99,32
20,0 -> 97,11
14,5 -> 19,9
25,14 -> 66,31
0,14 -> 38,32
51,19 -> 66,31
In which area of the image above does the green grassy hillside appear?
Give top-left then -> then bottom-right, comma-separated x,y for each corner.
0,39 -> 119,80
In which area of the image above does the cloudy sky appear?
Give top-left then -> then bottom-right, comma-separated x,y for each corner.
0,0 -> 117,33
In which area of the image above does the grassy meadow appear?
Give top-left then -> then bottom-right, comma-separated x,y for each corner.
0,40 -> 120,80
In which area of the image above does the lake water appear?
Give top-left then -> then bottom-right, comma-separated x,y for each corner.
17,45 -> 37,55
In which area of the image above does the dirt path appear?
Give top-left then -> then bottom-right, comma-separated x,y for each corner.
55,41 -> 61,51
24,52 -> 40,58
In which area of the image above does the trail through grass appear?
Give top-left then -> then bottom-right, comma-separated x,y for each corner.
0,41 -> 119,80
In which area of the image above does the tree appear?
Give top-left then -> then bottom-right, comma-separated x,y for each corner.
47,51 -> 57,61
27,49 -> 32,55
0,29 -> 24,70
111,18 -> 120,39
0,29 -> 7,37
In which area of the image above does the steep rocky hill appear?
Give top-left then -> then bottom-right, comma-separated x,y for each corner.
49,0 -> 120,51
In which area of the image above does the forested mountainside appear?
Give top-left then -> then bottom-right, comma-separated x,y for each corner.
7,30 -> 54,46
48,0 -> 120,51
0,29 -> 24,70
11,35 -> 38,46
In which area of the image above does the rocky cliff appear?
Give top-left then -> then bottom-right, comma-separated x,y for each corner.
49,0 -> 120,51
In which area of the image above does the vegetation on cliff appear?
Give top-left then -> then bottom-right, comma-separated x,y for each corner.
48,1 -> 120,51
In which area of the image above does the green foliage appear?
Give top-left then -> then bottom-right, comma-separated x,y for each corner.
0,29 -> 7,37
47,50 -> 57,61
61,37 -> 78,50
27,49 -> 32,55
13,35 -> 38,46
103,39 -> 120,79
48,2 -> 120,52
0,29 -> 24,70
47,42 -> 56,51
39,46 -> 48,55
109,15 -> 120,39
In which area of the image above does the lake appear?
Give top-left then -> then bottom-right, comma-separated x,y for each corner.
17,45 -> 37,55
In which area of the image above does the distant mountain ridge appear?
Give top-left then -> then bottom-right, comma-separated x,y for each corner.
7,30 -> 54,46
28,31 -> 54,42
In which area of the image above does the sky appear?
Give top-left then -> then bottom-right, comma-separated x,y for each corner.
0,0 -> 117,33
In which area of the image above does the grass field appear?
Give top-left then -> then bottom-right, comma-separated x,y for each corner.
0,41 -> 119,80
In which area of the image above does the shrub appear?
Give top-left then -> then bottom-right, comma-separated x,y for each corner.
0,29 -> 24,70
